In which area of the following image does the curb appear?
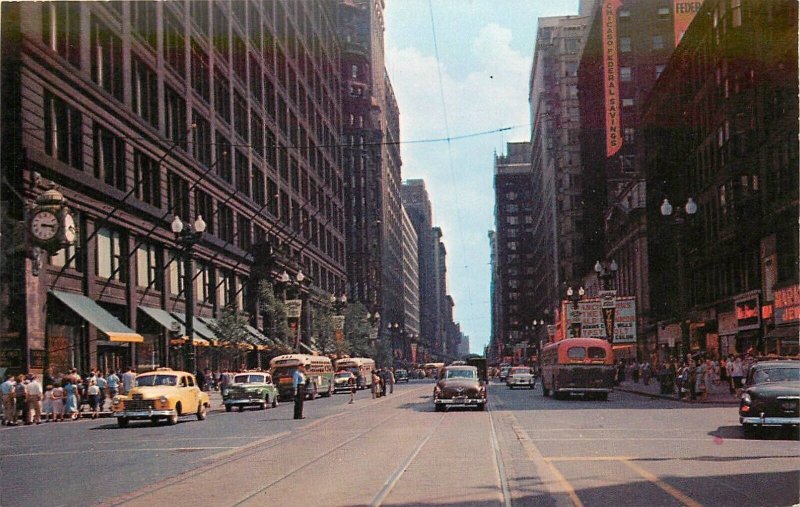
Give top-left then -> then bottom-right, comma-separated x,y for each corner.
616,386 -> 739,405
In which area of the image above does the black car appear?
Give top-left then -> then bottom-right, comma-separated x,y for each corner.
739,360 -> 800,437
394,369 -> 409,383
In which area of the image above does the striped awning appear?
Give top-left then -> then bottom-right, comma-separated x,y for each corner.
50,290 -> 143,343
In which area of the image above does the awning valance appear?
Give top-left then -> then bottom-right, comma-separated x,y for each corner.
171,312 -> 216,344
50,290 -> 143,343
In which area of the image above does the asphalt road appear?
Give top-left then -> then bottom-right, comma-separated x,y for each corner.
0,380 -> 797,507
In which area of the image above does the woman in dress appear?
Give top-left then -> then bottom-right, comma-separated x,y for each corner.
50,382 -> 64,422
87,380 -> 100,419
42,385 -> 54,422
63,379 -> 79,421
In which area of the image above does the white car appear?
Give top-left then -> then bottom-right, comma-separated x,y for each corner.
506,367 -> 536,389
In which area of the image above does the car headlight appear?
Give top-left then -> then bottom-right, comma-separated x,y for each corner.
160,396 -> 168,404
112,398 -> 120,406
222,389 -> 229,397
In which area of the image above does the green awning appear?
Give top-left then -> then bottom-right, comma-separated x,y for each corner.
139,306 -> 188,337
50,290 -> 143,343
245,325 -> 275,346
171,312 -> 216,343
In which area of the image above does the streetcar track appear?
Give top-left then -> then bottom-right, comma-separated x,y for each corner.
100,384 -> 431,507
488,401 -> 513,507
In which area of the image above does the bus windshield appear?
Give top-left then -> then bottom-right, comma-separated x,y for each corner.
272,366 -> 299,378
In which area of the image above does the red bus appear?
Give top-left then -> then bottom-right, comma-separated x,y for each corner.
539,338 -> 615,400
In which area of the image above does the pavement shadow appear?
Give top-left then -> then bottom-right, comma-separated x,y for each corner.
711,424 -> 800,441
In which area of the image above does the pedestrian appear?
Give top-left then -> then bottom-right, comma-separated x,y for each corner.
42,385 -> 54,422
642,362 -> 651,386
63,378 -> 79,421
687,360 -> 697,401
195,368 -> 206,392
95,373 -> 107,411
13,375 -> 27,425
26,375 -> 43,425
371,370 -> 381,399
204,368 -> 213,391
348,374 -> 356,404
121,367 -> 136,395
388,367 -> 396,394
695,359 -> 708,401
87,379 -> 100,419
107,370 -> 120,400
1,374 -> 15,426
51,382 -> 65,422
379,368 -> 388,397
720,356 -> 728,383
292,364 -> 307,419
731,356 -> 745,395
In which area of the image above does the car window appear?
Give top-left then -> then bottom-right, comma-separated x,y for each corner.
187,376 -> 195,387
752,367 -> 800,384
180,376 -> 188,387
135,375 -> 177,387
587,347 -> 606,359
567,347 -> 586,359
444,369 -> 476,380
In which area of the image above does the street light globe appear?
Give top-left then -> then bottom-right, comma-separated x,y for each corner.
171,215 -> 184,234
194,215 -> 207,233
278,271 -> 290,283
296,270 -> 305,283
660,198 -> 673,216
594,260 -> 603,273
578,287 -> 585,297
610,259 -> 618,272
566,286 -> 574,297
685,197 -> 698,215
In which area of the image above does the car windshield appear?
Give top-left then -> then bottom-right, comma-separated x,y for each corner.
335,372 -> 352,378
234,374 -> 267,384
135,375 -> 177,387
752,367 -> 800,384
445,369 -> 476,380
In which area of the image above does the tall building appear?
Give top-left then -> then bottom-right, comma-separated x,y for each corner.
579,0 -> 682,358
0,1 -> 346,375
493,142 -> 535,361
432,226 -> 448,357
528,15 -> 592,342
400,206 -> 420,362
488,230 -> 503,361
338,0 -> 406,363
643,0 -> 798,361
401,179 -> 437,361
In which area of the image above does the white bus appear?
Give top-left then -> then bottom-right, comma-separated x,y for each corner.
269,354 -> 334,400
334,357 -> 376,389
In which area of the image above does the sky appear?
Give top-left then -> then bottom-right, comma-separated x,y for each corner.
384,0 -> 580,354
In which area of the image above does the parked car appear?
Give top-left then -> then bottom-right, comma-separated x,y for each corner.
506,366 -> 536,389
112,368 -> 209,428
333,371 -> 356,393
433,365 -> 487,412
223,371 -> 279,412
394,369 -> 409,383
739,360 -> 799,437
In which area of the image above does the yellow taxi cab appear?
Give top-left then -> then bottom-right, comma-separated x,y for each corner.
112,368 -> 210,428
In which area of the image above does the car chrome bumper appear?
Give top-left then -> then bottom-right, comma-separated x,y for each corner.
115,409 -> 176,418
224,398 -> 264,405
556,388 -> 612,393
434,398 -> 486,405
740,416 -> 800,426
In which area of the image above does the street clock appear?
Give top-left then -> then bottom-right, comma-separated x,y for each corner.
27,185 -> 77,255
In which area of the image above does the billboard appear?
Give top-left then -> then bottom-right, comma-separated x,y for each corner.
563,296 -> 637,344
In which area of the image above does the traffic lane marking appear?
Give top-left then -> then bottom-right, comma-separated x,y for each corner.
620,458 -> 703,507
0,447 -> 237,458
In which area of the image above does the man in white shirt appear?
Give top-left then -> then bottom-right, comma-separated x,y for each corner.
1,375 -> 16,426
25,375 -> 43,425
121,367 -> 136,394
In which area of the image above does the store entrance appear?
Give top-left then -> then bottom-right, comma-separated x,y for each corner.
98,346 -> 129,375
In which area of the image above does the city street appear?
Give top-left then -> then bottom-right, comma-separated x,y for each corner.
1,380 -> 797,507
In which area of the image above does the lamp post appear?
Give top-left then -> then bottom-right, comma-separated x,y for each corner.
566,286 -> 585,338
171,215 -> 206,374
387,322 -> 401,365
594,259 -> 619,291
660,196 -> 698,360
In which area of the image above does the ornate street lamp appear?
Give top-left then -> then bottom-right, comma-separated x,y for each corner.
171,214 -> 207,373
566,286 -> 585,309
594,259 -> 619,291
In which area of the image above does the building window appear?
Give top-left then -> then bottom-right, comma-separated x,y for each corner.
136,242 -> 161,290
90,16 -> 123,101
233,91 -> 248,139
93,125 -> 126,191
96,227 -> 123,280
165,85 -> 187,150
620,67 -> 632,82
252,169 -> 265,206
622,98 -> 634,107
235,150 -> 250,196
565,38 -> 581,53
655,64 -> 666,79
251,113 -> 264,158
192,112 -> 211,167
195,189 -> 214,234
164,10 -> 186,77
217,270 -> 232,307
731,0 -> 742,27
232,34 -> 247,84
44,91 -> 83,170
618,9 -> 631,19
132,58 -> 158,128
214,69 -> 231,124
657,7 -> 670,19
190,0 -> 209,32
652,35 -> 665,50
167,172 -> 190,221
191,43 -> 211,102
212,3 -> 229,57
623,127 -> 635,143
237,214 -> 251,251
267,178 -> 278,216
130,1 -> 157,48
195,262 -> 212,304
133,150 -> 161,207
169,251 -> 183,295
42,2 -> 80,67
216,133 -> 232,183
218,204 -> 234,242
619,36 -> 631,53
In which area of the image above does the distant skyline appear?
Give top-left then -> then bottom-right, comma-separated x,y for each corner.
384,1 -> 580,354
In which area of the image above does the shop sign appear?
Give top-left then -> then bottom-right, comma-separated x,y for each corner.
285,299 -> 303,319
735,293 -> 760,331
657,323 -> 681,346
602,0 -> 623,157
673,0 -> 703,45
718,311 -> 737,336
774,284 -> 800,325
562,297 -> 637,344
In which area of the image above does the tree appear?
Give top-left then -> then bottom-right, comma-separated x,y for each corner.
311,304 -> 337,356
207,304 -> 251,371
343,303 -> 374,357
257,280 -> 292,353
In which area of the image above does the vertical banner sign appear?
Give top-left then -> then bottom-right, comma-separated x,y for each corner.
332,315 -> 345,342
410,343 -> 417,364
285,299 -> 303,349
673,1 -> 703,45
600,290 -> 617,343
603,0 -> 623,157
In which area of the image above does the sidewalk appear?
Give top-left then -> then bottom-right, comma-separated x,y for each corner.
616,378 -> 740,405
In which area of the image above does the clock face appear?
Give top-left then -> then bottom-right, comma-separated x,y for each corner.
30,210 -> 59,242
63,212 -> 76,243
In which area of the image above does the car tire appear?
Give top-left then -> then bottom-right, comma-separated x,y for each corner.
225,404 -> 232,412
435,403 -> 444,412
117,417 -> 129,428
168,405 -> 180,425
542,383 -> 550,397
552,379 -> 562,400
597,392 -> 608,401
478,402 -> 487,411
238,405 -> 244,412
308,384 -> 318,400
324,384 -> 333,398
743,423 -> 759,439
271,396 -> 278,408
197,403 -> 207,420
150,416 -> 160,426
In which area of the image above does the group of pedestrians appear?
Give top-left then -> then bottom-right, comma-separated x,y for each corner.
1,367 -> 139,426
371,367 -> 395,399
